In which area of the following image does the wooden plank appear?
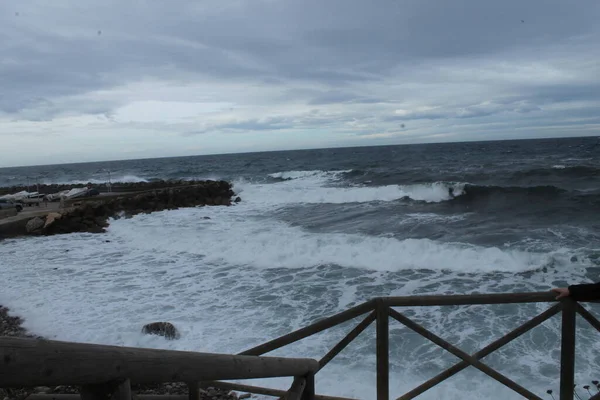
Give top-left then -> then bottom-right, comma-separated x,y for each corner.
187,382 -> 199,400
240,300 -> 376,356
0,337 -> 318,387
397,303 -> 561,400
318,311 -> 376,371
383,291 -> 556,307
302,373 -> 315,400
199,381 -> 357,400
27,396 -> 189,400
388,308 -> 543,400
376,303 -> 389,400
117,379 -> 132,400
575,303 -> 600,333
286,377 -> 306,400
560,299 -> 576,400
80,384 -> 109,400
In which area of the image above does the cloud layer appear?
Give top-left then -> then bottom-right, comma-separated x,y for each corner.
1,0 -> 599,166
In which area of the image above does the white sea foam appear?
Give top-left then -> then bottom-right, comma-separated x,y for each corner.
1,168 -> 598,400
107,208 -> 558,273
0,208 -> 596,399
236,175 -> 465,206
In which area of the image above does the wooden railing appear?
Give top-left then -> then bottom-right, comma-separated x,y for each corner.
2,292 -> 598,400
204,292 -> 598,400
0,337 -> 318,400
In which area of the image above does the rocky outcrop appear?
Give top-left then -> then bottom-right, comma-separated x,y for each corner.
142,322 -> 180,340
0,179 -> 221,197
0,181 -> 237,239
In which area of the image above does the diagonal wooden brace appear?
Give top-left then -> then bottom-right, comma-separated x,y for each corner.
388,308 -> 543,400
396,304 -> 561,400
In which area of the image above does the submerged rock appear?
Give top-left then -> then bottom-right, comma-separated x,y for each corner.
142,322 -> 180,340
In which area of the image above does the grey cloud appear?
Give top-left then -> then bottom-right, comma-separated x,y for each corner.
0,0 -> 599,161
308,91 -> 384,105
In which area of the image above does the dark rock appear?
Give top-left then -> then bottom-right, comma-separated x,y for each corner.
203,217 -> 211,220
142,322 -> 180,340
234,197 -> 241,203
239,394 -> 251,399
25,217 -> 45,233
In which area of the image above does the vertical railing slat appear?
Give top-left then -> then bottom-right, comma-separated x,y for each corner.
560,299 -> 576,400
376,302 -> 389,400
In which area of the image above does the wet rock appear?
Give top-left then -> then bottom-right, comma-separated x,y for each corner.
25,217 -> 44,233
234,197 -> 241,203
142,322 -> 180,340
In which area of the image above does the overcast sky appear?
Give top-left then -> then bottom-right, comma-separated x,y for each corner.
1,0 -> 599,167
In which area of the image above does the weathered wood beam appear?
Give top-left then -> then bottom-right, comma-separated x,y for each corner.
199,381 -> 357,400
0,337 -> 318,387
376,303 -> 389,400
396,303 -> 561,400
240,300 -> 376,356
318,311 -> 376,372
560,299 -> 576,400
575,303 -> 600,333
285,376 -> 306,400
388,308 -> 543,400
383,291 -> 556,307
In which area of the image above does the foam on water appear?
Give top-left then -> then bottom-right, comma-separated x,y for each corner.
237,171 -> 465,205
0,207 -> 598,399
1,168 -> 600,399
105,207 -> 571,273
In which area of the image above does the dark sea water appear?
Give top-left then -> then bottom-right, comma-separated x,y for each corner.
1,136 -> 600,399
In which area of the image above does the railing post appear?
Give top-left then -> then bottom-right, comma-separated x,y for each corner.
301,373 -> 316,400
560,299 -> 576,400
188,381 -> 200,400
376,300 -> 389,400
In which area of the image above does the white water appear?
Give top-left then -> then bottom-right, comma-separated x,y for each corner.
245,170 -> 466,204
41,174 -> 149,185
1,170 -> 599,399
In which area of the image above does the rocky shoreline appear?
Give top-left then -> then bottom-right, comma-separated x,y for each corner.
0,180 -> 240,240
0,306 -> 247,400
0,180 -> 220,197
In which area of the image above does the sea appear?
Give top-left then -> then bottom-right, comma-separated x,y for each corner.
1,136 -> 599,399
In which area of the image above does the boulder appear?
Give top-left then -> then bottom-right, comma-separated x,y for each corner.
142,322 -> 180,340
234,197 -> 242,203
26,217 -> 45,233
43,213 -> 62,228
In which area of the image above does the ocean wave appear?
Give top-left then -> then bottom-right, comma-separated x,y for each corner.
105,208 -> 572,273
235,179 -> 466,205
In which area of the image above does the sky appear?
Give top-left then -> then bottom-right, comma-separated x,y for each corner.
0,0 -> 599,167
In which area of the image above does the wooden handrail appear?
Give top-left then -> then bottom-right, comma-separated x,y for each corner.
382,291 -> 556,307
0,337 -> 318,387
3,292 -> 596,400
